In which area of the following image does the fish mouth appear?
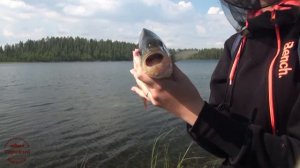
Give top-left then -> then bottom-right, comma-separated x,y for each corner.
145,53 -> 164,67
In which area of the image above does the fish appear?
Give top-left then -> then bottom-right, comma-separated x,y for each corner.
138,28 -> 173,79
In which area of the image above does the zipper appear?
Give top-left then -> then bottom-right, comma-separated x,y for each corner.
229,22 -> 249,86
229,36 -> 247,85
268,10 -> 281,135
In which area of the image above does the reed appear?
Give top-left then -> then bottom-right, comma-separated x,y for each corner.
150,128 -> 209,168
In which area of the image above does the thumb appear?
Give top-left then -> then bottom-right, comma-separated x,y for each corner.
132,49 -> 141,70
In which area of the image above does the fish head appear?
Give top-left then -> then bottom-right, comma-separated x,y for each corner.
138,28 -> 173,79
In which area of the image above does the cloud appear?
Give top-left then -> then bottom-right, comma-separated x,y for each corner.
63,0 -> 121,17
0,0 -> 235,49
179,1 -> 192,7
175,1 -> 193,11
63,5 -> 89,16
3,28 -> 14,37
0,0 -> 31,9
207,6 -> 224,15
43,10 -> 78,23
0,0 -> 80,45
141,0 -> 194,17
196,25 -> 206,34
187,6 -> 235,48
0,16 -> 15,22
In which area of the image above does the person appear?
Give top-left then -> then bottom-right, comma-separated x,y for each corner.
130,0 -> 300,167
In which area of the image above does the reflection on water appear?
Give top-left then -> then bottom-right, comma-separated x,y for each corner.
0,61 -> 218,168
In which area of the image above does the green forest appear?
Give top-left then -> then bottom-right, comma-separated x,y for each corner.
189,48 -> 224,59
0,37 -> 223,62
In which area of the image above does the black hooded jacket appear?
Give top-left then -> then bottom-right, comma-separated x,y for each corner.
187,8 -> 300,168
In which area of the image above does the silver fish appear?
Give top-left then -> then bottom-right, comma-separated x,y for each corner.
138,28 -> 173,79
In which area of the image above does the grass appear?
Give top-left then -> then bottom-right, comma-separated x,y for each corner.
76,128 -> 222,168
150,129 -> 174,168
150,128 -> 223,168
76,151 -> 88,168
176,142 -> 193,168
150,128 -> 221,168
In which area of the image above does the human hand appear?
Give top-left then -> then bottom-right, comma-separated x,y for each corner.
130,49 -> 204,126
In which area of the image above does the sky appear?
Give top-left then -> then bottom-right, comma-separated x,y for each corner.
0,0 -> 236,49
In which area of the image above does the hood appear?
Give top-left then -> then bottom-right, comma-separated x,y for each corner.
222,0 -> 280,10
220,0 -> 300,31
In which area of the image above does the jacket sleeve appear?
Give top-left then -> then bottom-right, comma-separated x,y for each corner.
187,35 -> 300,167
186,34 -> 236,158
188,100 -> 300,167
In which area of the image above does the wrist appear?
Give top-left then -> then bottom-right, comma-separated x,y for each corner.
180,99 -> 205,126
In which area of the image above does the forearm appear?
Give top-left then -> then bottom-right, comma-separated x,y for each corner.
174,98 -> 205,126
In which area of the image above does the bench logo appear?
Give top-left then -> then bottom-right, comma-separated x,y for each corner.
278,41 -> 294,78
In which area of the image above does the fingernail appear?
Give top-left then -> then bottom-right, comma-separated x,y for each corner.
133,49 -> 140,56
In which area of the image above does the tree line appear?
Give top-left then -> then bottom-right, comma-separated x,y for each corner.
0,37 -> 223,62
191,48 -> 224,59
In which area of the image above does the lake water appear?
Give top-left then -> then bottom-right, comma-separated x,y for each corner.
0,60 -> 219,168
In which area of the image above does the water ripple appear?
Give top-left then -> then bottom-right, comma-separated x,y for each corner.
28,102 -> 54,108
0,61 -> 217,168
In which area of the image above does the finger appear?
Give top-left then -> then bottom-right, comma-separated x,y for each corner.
134,75 -> 150,95
132,49 -> 141,70
131,86 -> 150,109
131,86 -> 150,100
131,86 -> 153,109
130,70 -> 150,96
132,48 -> 140,56
130,69 -> 157,89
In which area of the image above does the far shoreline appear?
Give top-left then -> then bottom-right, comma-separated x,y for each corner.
0,58 -> 219,64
